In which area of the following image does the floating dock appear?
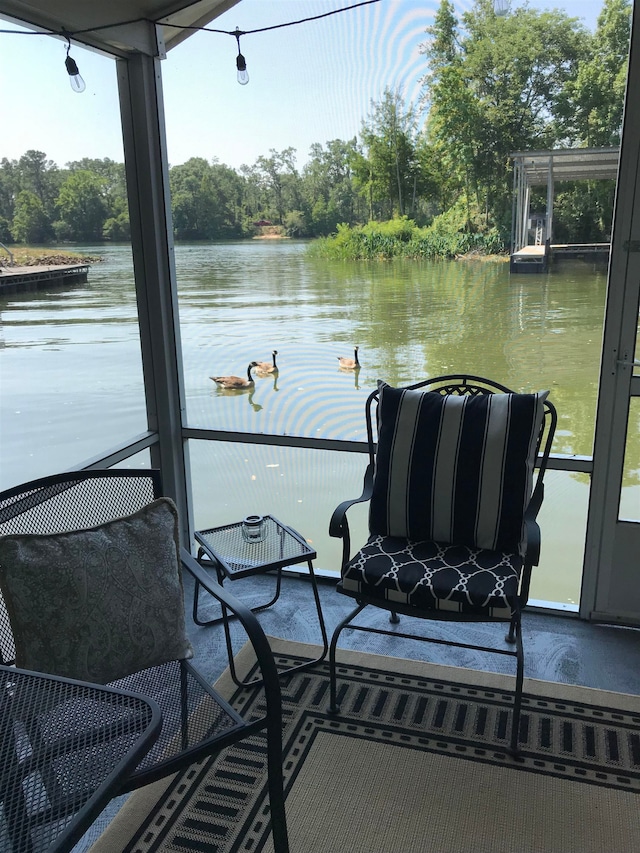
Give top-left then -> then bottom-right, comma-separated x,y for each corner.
510,243 -> 610,273
510,244 -> 549,273
0,263 -> 89,293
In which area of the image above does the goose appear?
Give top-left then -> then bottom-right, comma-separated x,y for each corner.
210,362 -> 258,389
338,346 -> 360,370
254,350 -> 279,375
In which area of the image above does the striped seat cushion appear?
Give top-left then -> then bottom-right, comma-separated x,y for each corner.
341,534 -> 522,617
369,382 -> 548,554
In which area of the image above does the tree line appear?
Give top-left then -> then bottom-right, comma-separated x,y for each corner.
0,0 -> 629,250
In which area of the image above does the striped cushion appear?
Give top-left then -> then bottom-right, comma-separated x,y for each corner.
369,382 -> 549,553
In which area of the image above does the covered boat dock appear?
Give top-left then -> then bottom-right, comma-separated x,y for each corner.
510,147 -> 619,272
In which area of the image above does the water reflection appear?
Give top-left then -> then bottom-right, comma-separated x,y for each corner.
178,246 -> 613,459
254,371 -> 280,392
247,388 -> 262,413
0,243 -> 615,468
211,383 -> 264,413
338,365 -> 361,390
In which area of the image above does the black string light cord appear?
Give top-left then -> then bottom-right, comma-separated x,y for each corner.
0,0 -> 380,89
0,0 -> 380,40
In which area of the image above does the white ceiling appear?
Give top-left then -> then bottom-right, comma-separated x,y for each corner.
0,0 -> 242,57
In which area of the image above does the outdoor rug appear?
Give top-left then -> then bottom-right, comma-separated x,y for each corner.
90,638 -> 640,853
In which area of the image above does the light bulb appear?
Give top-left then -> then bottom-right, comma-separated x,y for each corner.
65,55 -> 86,93
236,53 -> 249,85
494,0 -> 510,15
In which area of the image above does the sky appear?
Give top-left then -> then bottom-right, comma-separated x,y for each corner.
0,0 -> 607,172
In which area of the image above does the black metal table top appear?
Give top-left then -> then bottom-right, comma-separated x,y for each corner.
0,665 -> 161,853
195,515 -> 317,579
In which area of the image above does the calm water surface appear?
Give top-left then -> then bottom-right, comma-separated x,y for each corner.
0,241 -> 614,604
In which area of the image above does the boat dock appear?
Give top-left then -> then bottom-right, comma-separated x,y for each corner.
0,263 -> 90,293
510,242 -> 610,273
510,244 -> 549,273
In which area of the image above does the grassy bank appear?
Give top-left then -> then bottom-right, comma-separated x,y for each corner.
0,247 -> 103,267
308,215 -> 506,261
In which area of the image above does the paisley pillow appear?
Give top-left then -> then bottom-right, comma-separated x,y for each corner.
0,497 -> 193,684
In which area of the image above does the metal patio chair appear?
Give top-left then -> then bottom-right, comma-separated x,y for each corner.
0,469 -> 289,852
328,375 -> 557,756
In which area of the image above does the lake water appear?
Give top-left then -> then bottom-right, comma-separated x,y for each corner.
0,240 -> 615,605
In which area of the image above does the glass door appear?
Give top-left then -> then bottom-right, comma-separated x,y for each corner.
582,6 -> 640,624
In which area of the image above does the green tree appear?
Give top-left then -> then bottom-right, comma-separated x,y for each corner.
239,163 -> 269,224
0,158 -> 21,227
169,157 -> 245,239
17,150 -> 60,221
170,157 -> 211,239
421,0 -> 588,231
102,212 -> 131,241
67,158 -> 129,232
356,87 -> 422,219
11,190 -> 51,243
254,148 -> 301,225
555,0 -> 631,146
55,171 -> 108,241
301,138 -> 361,234
207,162 -> 246,238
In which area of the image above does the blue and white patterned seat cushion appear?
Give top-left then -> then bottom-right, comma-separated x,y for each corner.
369,382 -> 549,555
340,534 -> 523,618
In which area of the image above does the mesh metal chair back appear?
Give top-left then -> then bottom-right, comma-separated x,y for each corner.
0,468 -> 289,851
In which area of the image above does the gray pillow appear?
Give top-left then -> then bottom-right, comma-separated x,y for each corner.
0,497 -> 194,684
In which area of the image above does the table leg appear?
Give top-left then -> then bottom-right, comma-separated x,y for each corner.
229,560 -> 329,688
193,553 -> 284,628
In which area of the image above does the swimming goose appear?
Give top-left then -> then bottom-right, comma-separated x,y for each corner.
210,362 -> 258,389
338,346 -> 360,370
254,350 -> 278,374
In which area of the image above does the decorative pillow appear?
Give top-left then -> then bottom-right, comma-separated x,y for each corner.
369,382 -> 549,553
0,497 -> 194,684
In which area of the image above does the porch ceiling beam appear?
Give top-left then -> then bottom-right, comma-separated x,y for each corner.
0,0 -> 241,56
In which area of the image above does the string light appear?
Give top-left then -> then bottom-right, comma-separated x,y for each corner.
0,0 -> 381,88
234,28 -> 249,85
64,36 -> 86,92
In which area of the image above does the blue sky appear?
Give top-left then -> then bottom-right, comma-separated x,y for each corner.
0,0 -> 606,172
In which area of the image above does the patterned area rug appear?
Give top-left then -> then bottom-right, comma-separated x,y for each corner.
90,638 -> 640,853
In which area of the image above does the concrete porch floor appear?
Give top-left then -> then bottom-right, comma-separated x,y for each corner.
78,569 -> 640,851
185,570 -> 640,697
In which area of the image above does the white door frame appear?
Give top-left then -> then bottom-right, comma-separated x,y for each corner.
581,6 -> 640,624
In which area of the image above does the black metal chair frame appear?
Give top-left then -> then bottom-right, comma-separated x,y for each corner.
0,469 -> 289,852
327,374 -> 557,757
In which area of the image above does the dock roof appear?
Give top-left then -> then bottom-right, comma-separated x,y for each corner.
510,147 -> 620,185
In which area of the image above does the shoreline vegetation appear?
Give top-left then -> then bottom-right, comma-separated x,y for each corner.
0,249 -> 102,268
0,242 -> 508,271
307,216 -> 505,261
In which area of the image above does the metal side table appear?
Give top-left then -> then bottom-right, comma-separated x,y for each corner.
0,665 -> 161,853
194,515 -> 328,687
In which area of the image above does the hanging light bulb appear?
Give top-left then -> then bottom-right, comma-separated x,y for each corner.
494,0 -> 510,15
234,28 -> 249,85
65,38 -> 86,93
236,52 -> 249,85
